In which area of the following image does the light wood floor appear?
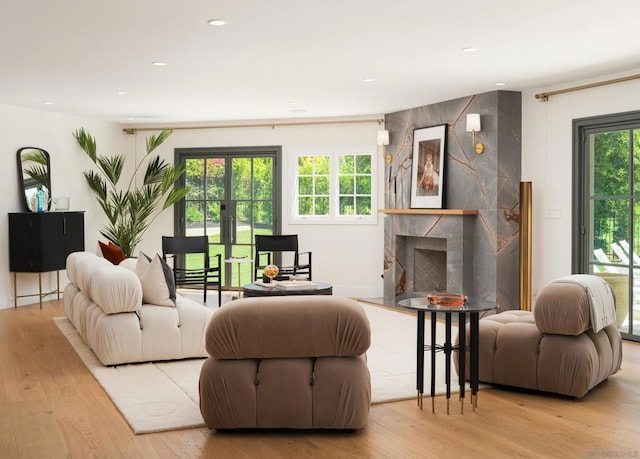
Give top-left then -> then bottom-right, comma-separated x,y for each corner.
1,300 -> 639,459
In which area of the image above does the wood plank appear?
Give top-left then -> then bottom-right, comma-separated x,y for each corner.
0,299 -> 639,458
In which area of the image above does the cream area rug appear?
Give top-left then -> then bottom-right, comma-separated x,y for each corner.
54,302 -> 457,434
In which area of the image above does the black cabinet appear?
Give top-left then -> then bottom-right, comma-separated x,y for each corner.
9,212 -> 85,308
9,212 -> 85,272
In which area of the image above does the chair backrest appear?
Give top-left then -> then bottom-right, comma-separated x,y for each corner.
611,242 -> 630,265
255,234 -> 299,254
162,236 -> 209,267
619,240 -> 640,265
593,248 -> 622,273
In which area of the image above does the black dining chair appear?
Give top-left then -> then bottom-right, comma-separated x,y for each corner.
254,234 -> 312,282
162,235 -> 222,306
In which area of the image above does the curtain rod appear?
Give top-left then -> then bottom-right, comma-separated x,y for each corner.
123,117 -> 384,134
535,73 -> 640,102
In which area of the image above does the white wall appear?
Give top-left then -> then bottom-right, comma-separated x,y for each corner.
8,66 -> 638,309
0,103 -> 124,309
125,119 -> 385,300
522,68 -> 640,299
1,108 -> 385,309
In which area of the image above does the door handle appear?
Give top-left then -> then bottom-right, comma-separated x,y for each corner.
229,216 -> 236,244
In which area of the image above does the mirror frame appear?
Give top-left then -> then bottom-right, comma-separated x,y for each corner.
17,147 -> 52,212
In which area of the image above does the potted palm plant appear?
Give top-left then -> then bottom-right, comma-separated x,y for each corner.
73,128 -> 189,257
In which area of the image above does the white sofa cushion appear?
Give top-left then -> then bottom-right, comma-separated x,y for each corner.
90,264 -> 143,314
67,251 -> 111,298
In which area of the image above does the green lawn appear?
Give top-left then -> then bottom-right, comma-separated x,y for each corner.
184,228 -> 272,289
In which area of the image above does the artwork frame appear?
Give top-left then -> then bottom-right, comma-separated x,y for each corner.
410,124 -> 446,209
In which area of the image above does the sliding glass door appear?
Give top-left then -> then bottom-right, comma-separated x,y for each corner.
574,111 -> 640,341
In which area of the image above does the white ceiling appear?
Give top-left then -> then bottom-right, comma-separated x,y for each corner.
2,0 -> 639,125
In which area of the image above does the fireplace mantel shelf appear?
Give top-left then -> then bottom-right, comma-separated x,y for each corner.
378,209 -> 479,215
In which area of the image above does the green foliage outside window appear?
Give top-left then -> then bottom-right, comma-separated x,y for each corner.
297,155 -> 330,216
591,129 -> 640,258
296,153 -> 373,218
338,154 -> 372,216
184,156 -> 274,229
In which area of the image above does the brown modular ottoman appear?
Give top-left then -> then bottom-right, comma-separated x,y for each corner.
199,295 -> 371,430
459,277 -> 623,398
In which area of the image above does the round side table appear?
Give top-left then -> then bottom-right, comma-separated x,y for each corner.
224,257 -> 252,299
398,297 -> 497,414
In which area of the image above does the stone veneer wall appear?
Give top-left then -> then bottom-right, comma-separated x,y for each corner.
383,90 -> 522,311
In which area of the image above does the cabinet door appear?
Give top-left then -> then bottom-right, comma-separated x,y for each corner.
41,212 -> 85,270
8,213 -> 37,272
39,213 -> 66,271
62,212 -> 85,256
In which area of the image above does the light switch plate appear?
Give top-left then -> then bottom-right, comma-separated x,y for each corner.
545,208 -> 561,219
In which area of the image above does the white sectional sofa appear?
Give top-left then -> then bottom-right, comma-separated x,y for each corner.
63,251 -> 213,366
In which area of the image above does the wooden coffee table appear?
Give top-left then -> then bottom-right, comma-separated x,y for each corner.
242,281 -> 332,297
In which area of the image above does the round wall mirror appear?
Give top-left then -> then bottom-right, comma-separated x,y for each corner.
17,147 -> 52,212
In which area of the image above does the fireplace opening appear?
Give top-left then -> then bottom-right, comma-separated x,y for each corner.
414,248 -> 446,293
395,235 -> 449,297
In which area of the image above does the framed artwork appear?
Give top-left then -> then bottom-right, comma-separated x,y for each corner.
410,124 -> 446,209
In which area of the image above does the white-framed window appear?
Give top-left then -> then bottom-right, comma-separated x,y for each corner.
292,152 -> 377,224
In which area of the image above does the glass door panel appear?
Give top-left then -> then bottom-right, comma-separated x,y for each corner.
183,159 -> 209,276
585,127 -> 638,339
229,156 -> 274,287
205,158 -> 225,277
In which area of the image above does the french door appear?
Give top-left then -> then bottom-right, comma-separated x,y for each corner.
574,110 -> 640,341
175,146 -> 281,290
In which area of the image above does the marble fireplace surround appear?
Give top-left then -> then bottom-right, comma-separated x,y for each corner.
381,90 -> 522,311
383,209 -> 478,304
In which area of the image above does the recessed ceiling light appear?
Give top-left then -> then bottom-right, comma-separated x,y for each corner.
116,91 -> 128,95
495,82 -> 506,86
208,19 -> 226,26
152,61 -> 167,66
289,101 -> 301,105
362,78 -> 375,83
43,101 -> 53,105
289,109 -> 307,114
461,47 -> 477,52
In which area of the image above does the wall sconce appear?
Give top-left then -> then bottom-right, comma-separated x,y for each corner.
377,129 -> 391,163
466,113 -> 484,154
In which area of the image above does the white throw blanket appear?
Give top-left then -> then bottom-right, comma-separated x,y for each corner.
553,274 -> 616,333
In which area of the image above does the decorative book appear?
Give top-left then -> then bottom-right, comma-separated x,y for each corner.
276,280 -> 316,290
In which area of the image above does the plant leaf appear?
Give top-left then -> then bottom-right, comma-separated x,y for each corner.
146,129 -> 172,154
24,165 -> 49,188
96,154 -> 125,186
83,170 -> 108,201
143,156 -> 169,185
21,150 -> 49,165
163,187 -> 190,209
73,128 -> 97,162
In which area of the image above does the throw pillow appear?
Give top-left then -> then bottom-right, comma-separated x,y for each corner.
135,251 -> 153,276
98,241 -> 126,265
136,252 -> 176,307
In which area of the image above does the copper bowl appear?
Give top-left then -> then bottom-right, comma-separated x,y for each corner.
427,292 -> 468,307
